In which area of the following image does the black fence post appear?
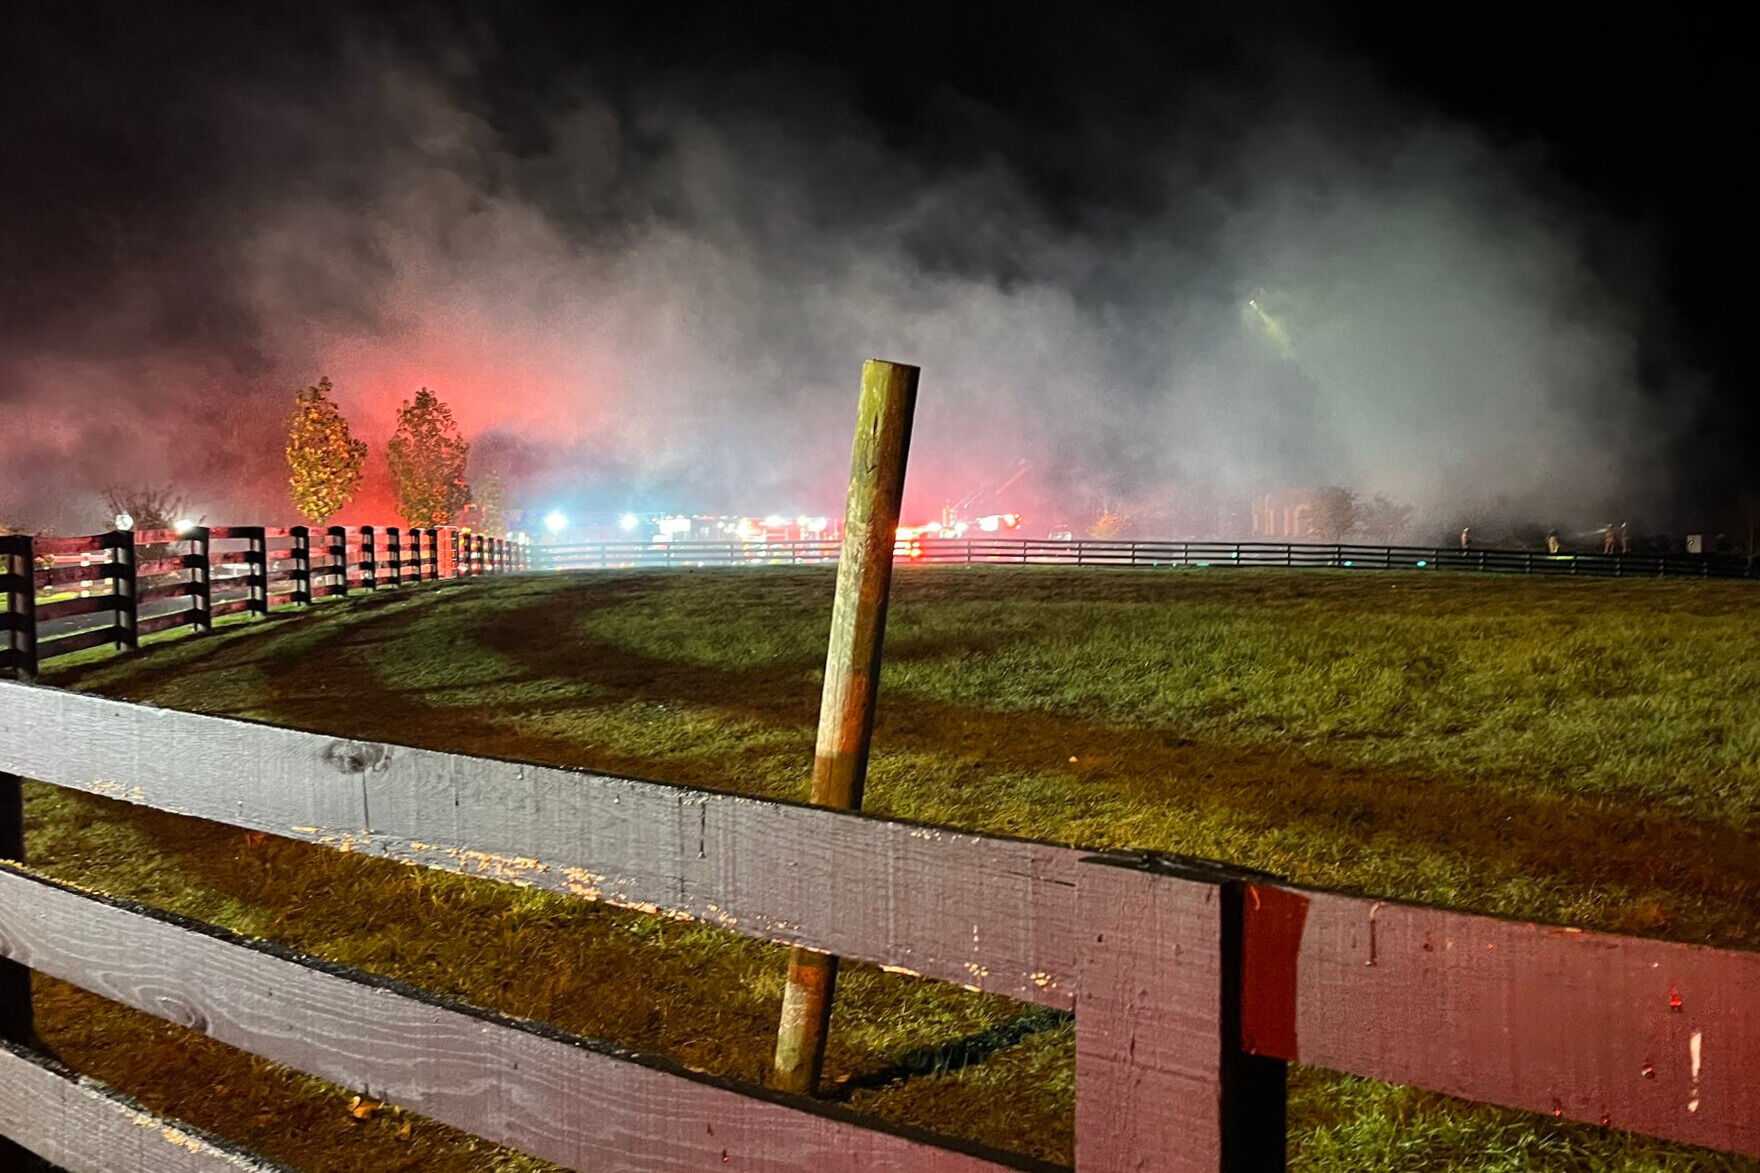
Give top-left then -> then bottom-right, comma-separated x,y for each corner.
1,536 -> 37,683
411,527 -> 426,582
244,526 -> 269,618
428,529 -> 439,579
110,529 -> 138,651
359,525 -> 376,591
1,765 -> 43,1172
386,527 -> 402,588
1075,854 -> 1287,1173
186,526 -> 212,634
289,526 -> 311,606
327,526 -> 349,596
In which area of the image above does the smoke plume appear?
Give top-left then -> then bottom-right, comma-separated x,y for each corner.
0,6 -> 1677,539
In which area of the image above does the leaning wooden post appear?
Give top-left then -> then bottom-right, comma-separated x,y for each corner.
771,358 -> 919,1095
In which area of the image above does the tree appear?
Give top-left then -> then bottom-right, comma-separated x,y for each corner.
286,377 -> 367,525
1309,486 -> 1359,541
1359,493 -> 1415,544
471,468 -> 507,537
387,388 -> 471,527
101,484 -> 196,531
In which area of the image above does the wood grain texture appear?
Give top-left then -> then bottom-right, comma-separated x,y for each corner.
35,626 -> 125,661
35,563 -> 120,589
32,535 -> 106,556
34,594 -> 122,621
0,1038 -> 291,1172
136,612 -> 197,637
0,681 -> 1083,1007
1075,855 -> 1283,1173
1240,884 -> 1760,1155
0,867 -> 1043,1173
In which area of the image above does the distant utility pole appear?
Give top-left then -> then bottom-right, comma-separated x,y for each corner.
771,359 -> 919,1095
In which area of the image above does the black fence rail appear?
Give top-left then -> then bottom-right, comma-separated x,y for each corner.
1,526 -> 529,681
533,537 -> 1758,580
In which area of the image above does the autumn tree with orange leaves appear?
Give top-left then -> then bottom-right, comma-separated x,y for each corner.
285,377 -> 367,525
387,387 -> 471,527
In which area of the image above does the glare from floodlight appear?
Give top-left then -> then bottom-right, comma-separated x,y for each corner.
544,510 -> 568,535
113,512 -> 134,531
619,513 -> 639,532
174,518 -> 197,534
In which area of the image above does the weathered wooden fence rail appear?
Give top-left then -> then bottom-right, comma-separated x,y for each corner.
534,537 -> 1758,580
0,526 -> 527,681
0,680 -> 1755,1171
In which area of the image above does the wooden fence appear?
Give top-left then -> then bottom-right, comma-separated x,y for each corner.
0,526 -> 527,681
0,681 -> 1755,1170
534,537 -> 1758,580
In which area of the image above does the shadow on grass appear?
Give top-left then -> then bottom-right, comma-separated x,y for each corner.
826,1007 -> 1073,1102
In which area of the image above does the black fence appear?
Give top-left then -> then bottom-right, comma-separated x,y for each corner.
1,526 -> 528,681
532,537 -> 1757,580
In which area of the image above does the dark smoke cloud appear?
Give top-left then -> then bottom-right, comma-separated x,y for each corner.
0,4 -> 1692,538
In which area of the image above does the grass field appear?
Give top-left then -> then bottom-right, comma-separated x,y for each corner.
17,566 -> 1760,1171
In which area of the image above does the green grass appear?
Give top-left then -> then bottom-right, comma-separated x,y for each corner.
18,567 -> 1760,1171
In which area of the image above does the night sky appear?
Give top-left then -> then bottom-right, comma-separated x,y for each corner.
1,2 -> 1752,536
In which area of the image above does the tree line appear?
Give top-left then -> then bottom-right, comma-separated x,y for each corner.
285,378 -> 503,533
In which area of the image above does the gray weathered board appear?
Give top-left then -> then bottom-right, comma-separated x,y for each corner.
5,680 -> 1760,1158
0,866 -> 1040,1173
1241,883 -> 1760,1155
0,680 -> 1085,1007
0,1037 -> 293,1172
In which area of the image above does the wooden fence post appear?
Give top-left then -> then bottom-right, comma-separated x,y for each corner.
327,526 -> 348,596
360,526 -> 376,591
289,526 -> 311,606
244,526 -> 269,618
386,527 -> 402,588
110,529 -> 138,652
0,767 -> 42,1171
1,536 -> 37,682
186,526 -> 212,634
1075,853 -> 1287,1172
408,527 -> 423,583
772,358 -> 919,1095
